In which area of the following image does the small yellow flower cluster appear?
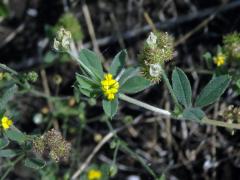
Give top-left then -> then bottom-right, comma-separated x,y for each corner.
1,116 -> 13,130
101,74 -> 119,101
214,53 -> 226,67
87,169 -> 102,180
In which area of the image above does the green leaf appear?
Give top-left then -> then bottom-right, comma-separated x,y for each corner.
79,49 -> 104,79
0,149 -> 17,158
172,68 -> 192,108
120,76 -> 151,94
5,129 -> 27,144
76,74 -> 99,97
102,98 -> 118,118
24,158 -> 46,170
195,75 -> 231,107
109,50 -> 127,77
182,107 -> 205,121
0,84 -> 18,110
118,67 -> 139,85
0,138 -> 9,150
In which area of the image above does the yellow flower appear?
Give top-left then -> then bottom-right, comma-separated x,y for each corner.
1,116 -> 13,130
213,53 -> 226,67
87,169 -> 102,180
0,72 -> 4,80
101,74 -> 119,101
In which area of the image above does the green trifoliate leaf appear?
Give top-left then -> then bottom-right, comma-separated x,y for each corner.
102,98 -> 118,118
120,76 -> 151,94
24,158 -> 46,170
182,107 -> 205,121
195,75 -> 231,107
110,50 -> 127,77
79,49 -> 104,79
172,67 -> 192,108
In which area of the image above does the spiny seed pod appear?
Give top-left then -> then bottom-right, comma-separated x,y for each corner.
223,105 -> 240,124
139,31 -> 174,83
32,136 -> 45,154
32,129 -> 71,162
44,129 -> 71,162
223,32 -> 240,60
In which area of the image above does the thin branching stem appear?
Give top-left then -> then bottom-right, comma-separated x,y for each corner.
119,93 -> 171,116
119,93 -> 240,130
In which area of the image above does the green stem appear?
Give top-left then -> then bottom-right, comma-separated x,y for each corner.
112,141 -> 120,164
202,117 -> 240,129
119,93 -> 171,116
120,143 -> 158,179
104,118 -> 158,179
0,63 -> 18,75
119,94 -> 240,130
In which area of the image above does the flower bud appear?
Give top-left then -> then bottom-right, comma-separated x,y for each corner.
25,71 -> 38,82
54,28 -> 72,51
149,63 -> 162,78
109,164 -> 118,177
146,32 -> 157,48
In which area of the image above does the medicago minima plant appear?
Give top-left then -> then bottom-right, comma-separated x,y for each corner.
0,27 -> 240,180
54,28 -> 233,123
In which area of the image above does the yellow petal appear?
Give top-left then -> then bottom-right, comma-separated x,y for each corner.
7,119 -> 13,126
109,88 -> 118,94
1,117 -> 8,123
2,123 -> 9,129
101,80 -> 109,86
104,74 -> 112,80
107,94 -> 114,100
108,79 -> 116,85
113,82 -> 119,89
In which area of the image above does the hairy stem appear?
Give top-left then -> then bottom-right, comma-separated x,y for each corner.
119,94 -> 240,130
119,93 -> 171,116
202,117 -> 240,129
